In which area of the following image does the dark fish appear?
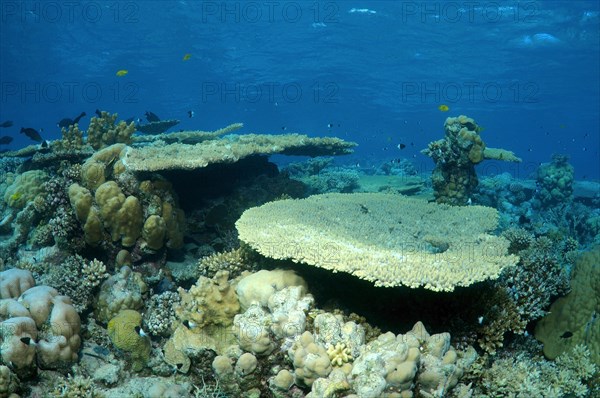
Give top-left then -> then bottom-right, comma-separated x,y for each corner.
518,215 -> 530,224
281,126 -> 287,130
57,111 -> 86,128
0,120 -> 13,128
145,111 -> 160,122
187,110 -> 194,118
20,337 -> 35,345
125,117 -> 141,124
560,331 -> 573,339
95,109 -> 103,117
398,143 -> 406,150
20,127 -> 43,142
136,119 -> 180,135
0,136 -> 12,145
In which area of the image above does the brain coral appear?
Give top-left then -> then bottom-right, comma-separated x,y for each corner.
236,193 -> 518,292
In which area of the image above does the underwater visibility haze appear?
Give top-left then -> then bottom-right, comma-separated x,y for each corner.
0,1 -> 599,397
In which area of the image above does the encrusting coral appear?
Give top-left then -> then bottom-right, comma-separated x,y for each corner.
236,192 -> 518,291
535,245 -> 600,364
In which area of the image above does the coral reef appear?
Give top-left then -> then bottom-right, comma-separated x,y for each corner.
0,269 -> 81,375
236,192 -> 518,291
94,266 -> 148,324
87,111 -> 135,150
476,345 -> 596,397
123,133 -> 357,172
535,246 -> 600,364
422,115 -> 521,205
107,309 -> 151,372
534,153 -> 575,209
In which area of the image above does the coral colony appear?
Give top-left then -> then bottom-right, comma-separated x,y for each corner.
0,114 -> 597,397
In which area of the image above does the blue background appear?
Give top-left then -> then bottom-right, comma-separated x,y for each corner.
1,0 -> 598,179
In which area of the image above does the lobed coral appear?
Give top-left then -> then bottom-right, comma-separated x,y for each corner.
0,269 -> 81,374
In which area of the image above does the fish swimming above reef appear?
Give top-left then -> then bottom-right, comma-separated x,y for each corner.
0,135 -> 13,145
145,111 -> 161,123
136,119 -> 180,135
20,127 -> 43,142
116,69 -> 128,77
57,111 -> 86,128
0,120 -> 13,128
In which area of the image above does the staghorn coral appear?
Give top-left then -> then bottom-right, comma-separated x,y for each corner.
236,193 -> 518,292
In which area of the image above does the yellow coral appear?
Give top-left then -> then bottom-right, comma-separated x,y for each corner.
236,193 -> 518,292
107,309 -> 150,371
326,343 -> 352,366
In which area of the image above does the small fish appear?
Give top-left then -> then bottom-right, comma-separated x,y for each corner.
560,331 -> 573,339
281,126 -> 287,131
20,337 -> 36,346
125,117 -> 141,124
327,123 -> 334,128
0,135 -> 13,145
397,143 -> 406,150
145,111 -> 160,122
134,326 -> 148,337
182,53 -> 192,61
95,109 -> 103,117
187,110 -> 194,118
20,127 -> 43,142
0,120 -> 13,128
438,104 -> 449,112
518,215 -> 530,224
116,69 -> 128,77
57,111 -> 86,128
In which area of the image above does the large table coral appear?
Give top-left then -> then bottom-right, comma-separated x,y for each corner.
236,193 -> 518,292
123,133 -> 357,172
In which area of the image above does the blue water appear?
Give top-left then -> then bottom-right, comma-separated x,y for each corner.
1,0 -> 598,179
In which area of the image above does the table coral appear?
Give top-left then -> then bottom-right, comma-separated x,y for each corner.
236,193 -> 518,292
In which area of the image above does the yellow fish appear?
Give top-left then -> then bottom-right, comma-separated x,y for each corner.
182,53 -> 192,61
438,104 -> 449,112
116,69 -> 128,77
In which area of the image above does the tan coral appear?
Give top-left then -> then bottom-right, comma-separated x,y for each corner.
176,270 -> 240,329
124,133 -> 356,172
236,193 -> 518,292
